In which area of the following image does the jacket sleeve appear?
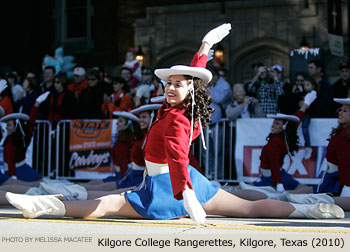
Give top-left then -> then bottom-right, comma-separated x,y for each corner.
111,140 -> 131,178
226,103 -> 245,120
190,52 -> 208,68
25,105 -> 39,147
164,113 -> 193,200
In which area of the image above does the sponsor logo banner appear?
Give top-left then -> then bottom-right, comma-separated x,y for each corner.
69,119 -> 113,172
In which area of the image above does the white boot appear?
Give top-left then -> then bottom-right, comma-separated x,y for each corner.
239,181 -> 287,201
40,182 -> 88,201
5,192 -> 66,219
284,192 -> 334,204
289,203 -> 344,219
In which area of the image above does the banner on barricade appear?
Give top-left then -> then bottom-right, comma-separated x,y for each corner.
69,119 -> 113,172
235,118 -> 338,184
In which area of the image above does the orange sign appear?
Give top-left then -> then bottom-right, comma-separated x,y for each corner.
69,119 -> 113,172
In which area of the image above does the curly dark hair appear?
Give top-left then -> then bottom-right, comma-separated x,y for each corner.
174,75 -> 213,128
329,105 -> 350,140
117,119 -> 142,142
284,121 -> 300,154
328,123 -> 350,140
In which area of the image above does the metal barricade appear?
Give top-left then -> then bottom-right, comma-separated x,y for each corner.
32,120 -> 53,178
55,120 -> 75,180
192,118 -> 237,184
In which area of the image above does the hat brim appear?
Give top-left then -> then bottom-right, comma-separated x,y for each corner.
0,113 -> 30,122
130,104 -> 162,114
155,65 -> 212,85
334,98 -> 350,105
112,111 -> 139,122
150,95 -> 165,103
267,113 -> 300,123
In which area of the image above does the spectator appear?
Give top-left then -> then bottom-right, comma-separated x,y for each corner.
40,66 -> 56,93
247,65 -> 284,115
278,72 -> 305,115
101,76 -> 133,119
78,69 -> 105,119
5,72 -> 25,111
226,83 -> 265,122
206,64 -> 232,123
331,60 -> 350,117
18,77 -> 40,115
307,59 -> 332,118
67,67 -> 88,99
133,68 -> 153,107
47,74 -> 78,128
301,77 -> 319,159
122,48 -> 142,90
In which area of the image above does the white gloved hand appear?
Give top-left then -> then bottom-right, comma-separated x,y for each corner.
207,49 -> 214,62
202,23 -> 232,48
182,188 -> 206,224
136,84 -> 151,98
35,91 -> 50,104
304,90 -> 317,106
0,79 -> 8,94
276,183 -> 285,192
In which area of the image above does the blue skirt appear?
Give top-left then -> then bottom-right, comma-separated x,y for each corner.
0,170 -> 10,185
125,165 -> 219,220
102,172 -> 122,183
13,164 -> 42,182
118,169 -> 144,189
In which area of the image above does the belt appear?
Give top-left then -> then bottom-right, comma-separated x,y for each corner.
4,160 -> 27,169
130,162 -> 145,171
145,160 -> 169,176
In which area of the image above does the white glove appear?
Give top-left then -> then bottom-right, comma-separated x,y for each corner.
276,183 -> 285,192
136,84 -> 151,98
0,79 -> 8,94
304,90 -> 317,106
207,49 -> 214,62
202,23 -> 232,48
182,188 -> 206,224
36,91 -> 50,104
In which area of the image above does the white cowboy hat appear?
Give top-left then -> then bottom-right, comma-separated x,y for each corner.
0,106 -> 4,118
130,104 -> 162,114
155,65 -> 212,85
150,95 -> 165,103
334,98 -> 350,105
267,113 -> 300,123
112,111 -> 139,122
0,113 -> 30,122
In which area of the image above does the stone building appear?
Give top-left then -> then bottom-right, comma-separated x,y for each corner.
134,0 -> 349,84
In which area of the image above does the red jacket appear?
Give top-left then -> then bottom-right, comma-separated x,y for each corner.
111,135 -> 134,178
326,128 -> 350,188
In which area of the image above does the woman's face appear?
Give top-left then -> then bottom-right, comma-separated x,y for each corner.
338,105 -> 350,124
6,120 -> 16,135
54,78 -> 64,93
303,80 -> 313,93
271,119 -> 284,134
165,75 -> 190,106
22,79 -> 30,92
113,81 -> 123,93
138,111 -> 151,130
233,85 -> 246,102
87,75 -> 98,87
117,117 -> 128,131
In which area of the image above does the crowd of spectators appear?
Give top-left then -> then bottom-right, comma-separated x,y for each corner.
0,49 -> 349,145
